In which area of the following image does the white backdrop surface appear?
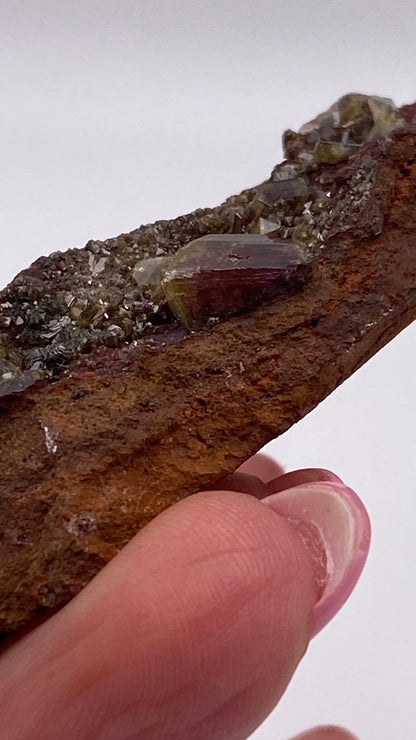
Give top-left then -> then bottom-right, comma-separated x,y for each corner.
1,2 -> 416,738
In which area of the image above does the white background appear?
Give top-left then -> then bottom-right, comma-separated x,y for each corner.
1,2 -> 416,738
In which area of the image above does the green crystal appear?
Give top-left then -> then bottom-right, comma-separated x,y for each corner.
284,93 -> 405,164
313,140 -> 351,165
160,234 -> 311,328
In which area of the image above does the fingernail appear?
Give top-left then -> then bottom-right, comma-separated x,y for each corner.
261,476 -> 371,637
266,467 -> 344,495
216,472 -> 269,498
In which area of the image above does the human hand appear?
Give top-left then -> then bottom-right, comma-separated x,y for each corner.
0,454 -> 369,740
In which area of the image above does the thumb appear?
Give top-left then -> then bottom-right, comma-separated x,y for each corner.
0,489 -> 318,740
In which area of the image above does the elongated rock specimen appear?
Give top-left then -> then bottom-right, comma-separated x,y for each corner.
2,92 -> 416,636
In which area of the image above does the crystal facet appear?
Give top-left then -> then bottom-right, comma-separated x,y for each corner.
160,234 -> 311,328
132,256 -> 167,303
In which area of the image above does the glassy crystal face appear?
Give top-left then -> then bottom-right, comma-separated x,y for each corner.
313,141 -> 351,165
161,234 -> 312,328
256,178 -> 309,206
132,256 -> 167,304
0,358 -> 41,398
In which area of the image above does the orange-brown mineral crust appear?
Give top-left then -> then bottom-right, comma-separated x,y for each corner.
2,93 -> 416,636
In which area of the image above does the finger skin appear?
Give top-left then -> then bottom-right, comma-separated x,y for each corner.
290,726 -> 359,740
0,490 -> 318,740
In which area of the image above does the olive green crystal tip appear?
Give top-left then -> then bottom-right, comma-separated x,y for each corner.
160,234 -> 312,328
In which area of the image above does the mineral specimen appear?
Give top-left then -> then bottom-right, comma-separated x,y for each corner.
2,92 -> 416,637
0,93 -> 405,400
160,235 -> 312,328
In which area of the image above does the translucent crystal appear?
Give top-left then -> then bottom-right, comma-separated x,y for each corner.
257,178 -> 308,207
161,234 -> 311,328
313,140 -> 352,165
132,256 -> 167,304
284,93 -> 405,164
259,217 -> 281,235
0,358 -> 42,397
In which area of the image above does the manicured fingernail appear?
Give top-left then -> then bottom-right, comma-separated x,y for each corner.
261,477 -> 371,637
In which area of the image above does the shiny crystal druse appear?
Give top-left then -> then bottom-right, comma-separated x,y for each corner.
160,234 -> 311,328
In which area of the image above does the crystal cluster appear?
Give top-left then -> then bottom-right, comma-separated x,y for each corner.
283,93 -> 404,163
261,94 -> 405,252
0,93 -> 405,397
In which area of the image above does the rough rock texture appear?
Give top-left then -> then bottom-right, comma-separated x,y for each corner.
2,94 -> 416,636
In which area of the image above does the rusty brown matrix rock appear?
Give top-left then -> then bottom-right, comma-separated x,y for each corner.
2,92 -> 416,636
